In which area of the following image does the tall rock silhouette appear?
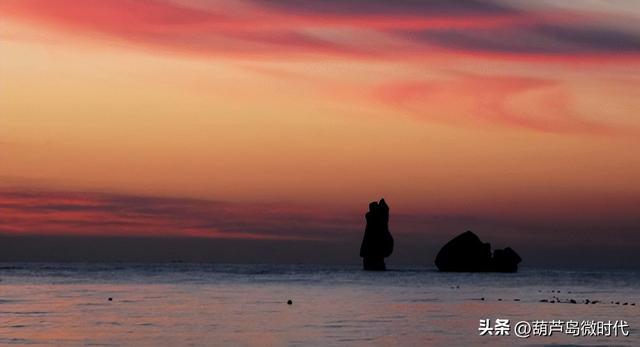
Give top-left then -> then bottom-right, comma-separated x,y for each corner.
359,198 -> 394,270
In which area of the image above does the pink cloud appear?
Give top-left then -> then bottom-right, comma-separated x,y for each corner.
3,0 -> 639,61
374,74 -> 635,135
0,190 -> 354,240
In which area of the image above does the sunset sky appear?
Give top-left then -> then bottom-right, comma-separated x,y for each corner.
1,1 -> 639,266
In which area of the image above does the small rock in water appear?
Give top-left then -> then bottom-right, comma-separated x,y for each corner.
616,302 -> 620,305
287,300 -> 293,305
540,299 -> 548,303
632,303 -> 636,306
514,299 -> 520,301
623,302 -> 628,306
108,297 -> 113,301
570,299 -> 577,304
481,297 -> 485,301
498,298 -> 502,301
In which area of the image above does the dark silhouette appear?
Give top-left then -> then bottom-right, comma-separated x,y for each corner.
359,198 -> 394,270
492,247 -> 521,272
434,231 -> 521,272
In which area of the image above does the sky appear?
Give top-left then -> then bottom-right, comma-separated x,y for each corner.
1,0 -> 639,266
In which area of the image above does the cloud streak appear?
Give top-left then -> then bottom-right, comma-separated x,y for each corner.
253,0 -> 515,17
2,1 -> 638,136
406,23 -> 640,55
2,189 -> 638,244
374,74 -> 636,135
2,0 -> 640,60
0,190 -> 360,240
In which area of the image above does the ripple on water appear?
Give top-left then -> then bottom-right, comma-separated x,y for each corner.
95,321 -> 122,326
408,298 -> 438,303
0,311 -> 51,316
8,324 -> 28,328
0,338 -> 34,345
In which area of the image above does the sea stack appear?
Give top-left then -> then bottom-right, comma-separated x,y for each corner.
359,198 -> 394,271
434,231 -> 521,272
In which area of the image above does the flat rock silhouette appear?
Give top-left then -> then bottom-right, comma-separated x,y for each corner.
359,198 -> 394,270
434,231 -> 521,272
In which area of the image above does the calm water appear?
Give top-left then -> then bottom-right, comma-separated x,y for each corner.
0,263 -> 638,346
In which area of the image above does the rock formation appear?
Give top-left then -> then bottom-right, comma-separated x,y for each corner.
491,247 -> 521,272
434,231 -> 521,272
359,198 -> 394,270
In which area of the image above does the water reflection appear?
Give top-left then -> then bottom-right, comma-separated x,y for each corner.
0,265 -> 638,346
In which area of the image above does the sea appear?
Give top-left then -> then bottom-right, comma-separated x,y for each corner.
0,263 -> 638,346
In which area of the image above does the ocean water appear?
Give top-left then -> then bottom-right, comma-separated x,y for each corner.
0,264 -> 638,346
